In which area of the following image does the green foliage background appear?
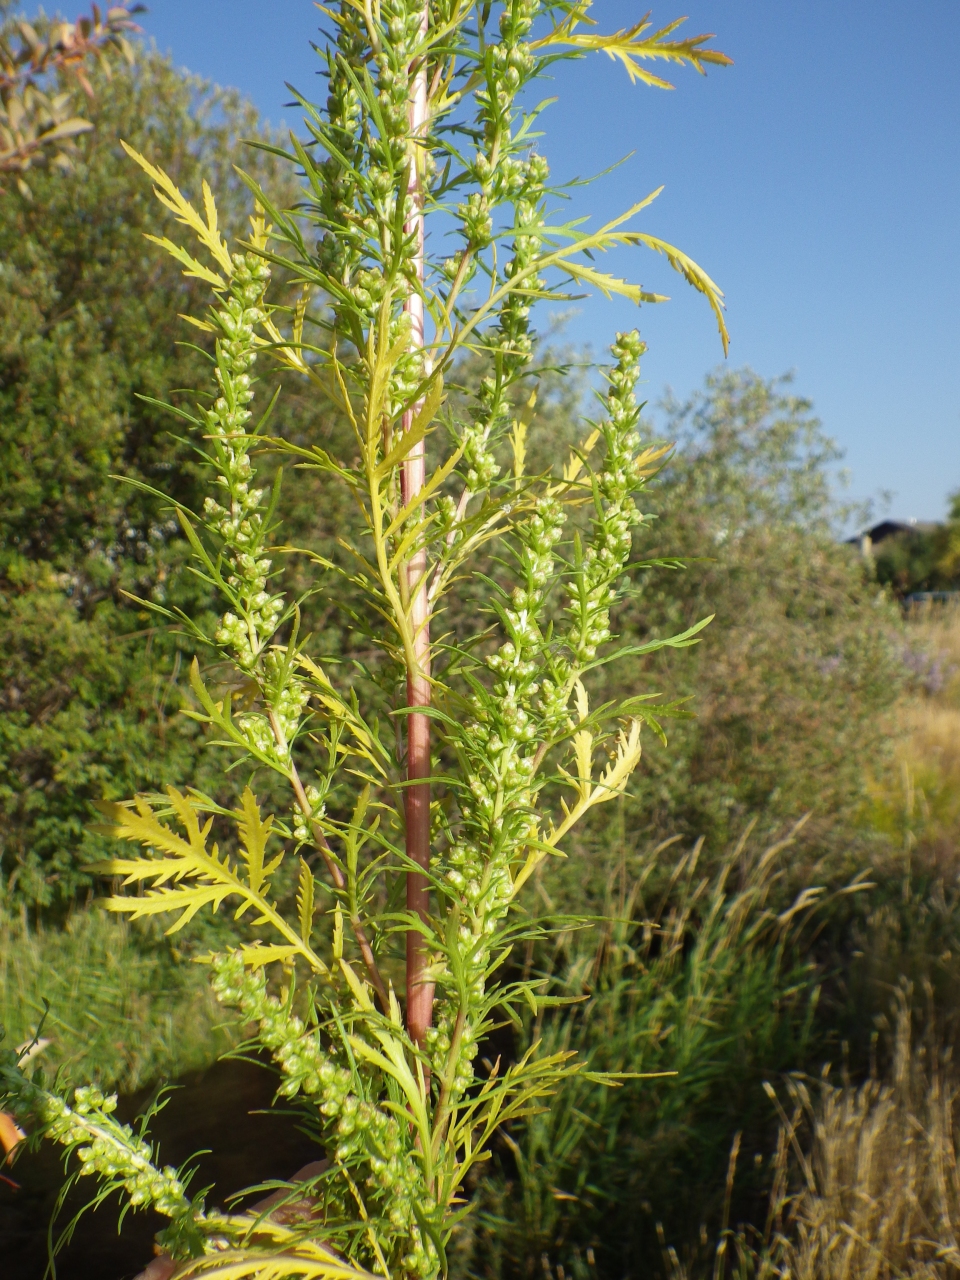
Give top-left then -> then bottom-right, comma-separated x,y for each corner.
0,50 -> 350,910
1,53 -> 232,907
871,495 -> 960,596
625,370 -> 903,851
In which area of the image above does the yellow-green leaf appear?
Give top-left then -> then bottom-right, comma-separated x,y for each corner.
563,259 -> 668,305
143,234 -> 226,289
239,943 -> 300,968
297,858 -> 316,944
122,140 -> 233,278
236,787 -> 279,895
374,374 -> 444,480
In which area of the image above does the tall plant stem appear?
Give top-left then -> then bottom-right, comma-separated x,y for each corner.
403,1 -> 434,1051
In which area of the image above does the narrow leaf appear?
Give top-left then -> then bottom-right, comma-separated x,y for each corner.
297,858 -> 316,944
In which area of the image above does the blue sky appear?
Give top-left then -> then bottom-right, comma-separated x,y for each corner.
139,1 -> 960,524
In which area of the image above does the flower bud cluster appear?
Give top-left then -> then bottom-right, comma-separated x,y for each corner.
372,0 -> 435,424
432,340 -> 644,1092
496,154 -> 549,377
314,11 -> 368,297
38,1086 -> 194,1221
429,495 -> 565,1089
385,311 -> 425,421
199,255 -> 286,677
454,1 -> 549,500
461,376 -> 502,491
474,0 -> 541,148
192,255 -> 316,779
310,3 -> 436,447
373,0 -> 423,166
234,710 -> 277,760
564,331 -> 647,664
263,650 -> 311,745
293,784 -> 326,843
311,0 -> 426,346
212,954 -> 437,1277
535,332 -> 648,738
457,190 -> 493,250
436,492 -> 463,546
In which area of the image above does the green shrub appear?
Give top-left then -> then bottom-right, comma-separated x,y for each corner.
0,51 -> 303,908
621,369 -> 905,853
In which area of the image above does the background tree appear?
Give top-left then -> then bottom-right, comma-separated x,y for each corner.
0,2 -> 141,193
871,497 -> 960,597
622,369 -> 904,855
0,47 -> 309,909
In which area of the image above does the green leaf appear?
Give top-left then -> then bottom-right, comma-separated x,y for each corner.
239,943 -> 300,968
236,787 -> 280,896
374,375 -> 444,480
297,858 -> 316,944
90,789 -> 327,972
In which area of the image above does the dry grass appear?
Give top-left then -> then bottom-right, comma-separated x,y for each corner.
868,603 -> 960,862
713,1003 -> 960,1280
649,1003 -> 960,1280
715,606 -> 960,1280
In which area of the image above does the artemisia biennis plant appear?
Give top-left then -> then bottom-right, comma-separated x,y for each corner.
2,4 -> 729,1276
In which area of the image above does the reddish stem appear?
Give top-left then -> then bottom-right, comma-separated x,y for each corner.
403,3 -> 434,1051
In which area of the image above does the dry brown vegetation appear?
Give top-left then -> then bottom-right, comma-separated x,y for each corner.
871,602 -> 960,861
715,605 -> 960,1280
718,1003 -> 960,1280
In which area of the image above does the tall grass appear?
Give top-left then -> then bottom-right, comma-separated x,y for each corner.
719,1001 -> 960,1280
460,822 -> 855,1280
838,601 -> 960,1056
0,907 -> 230,1090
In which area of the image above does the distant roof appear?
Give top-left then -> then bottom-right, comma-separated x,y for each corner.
846,520 -> 939,545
